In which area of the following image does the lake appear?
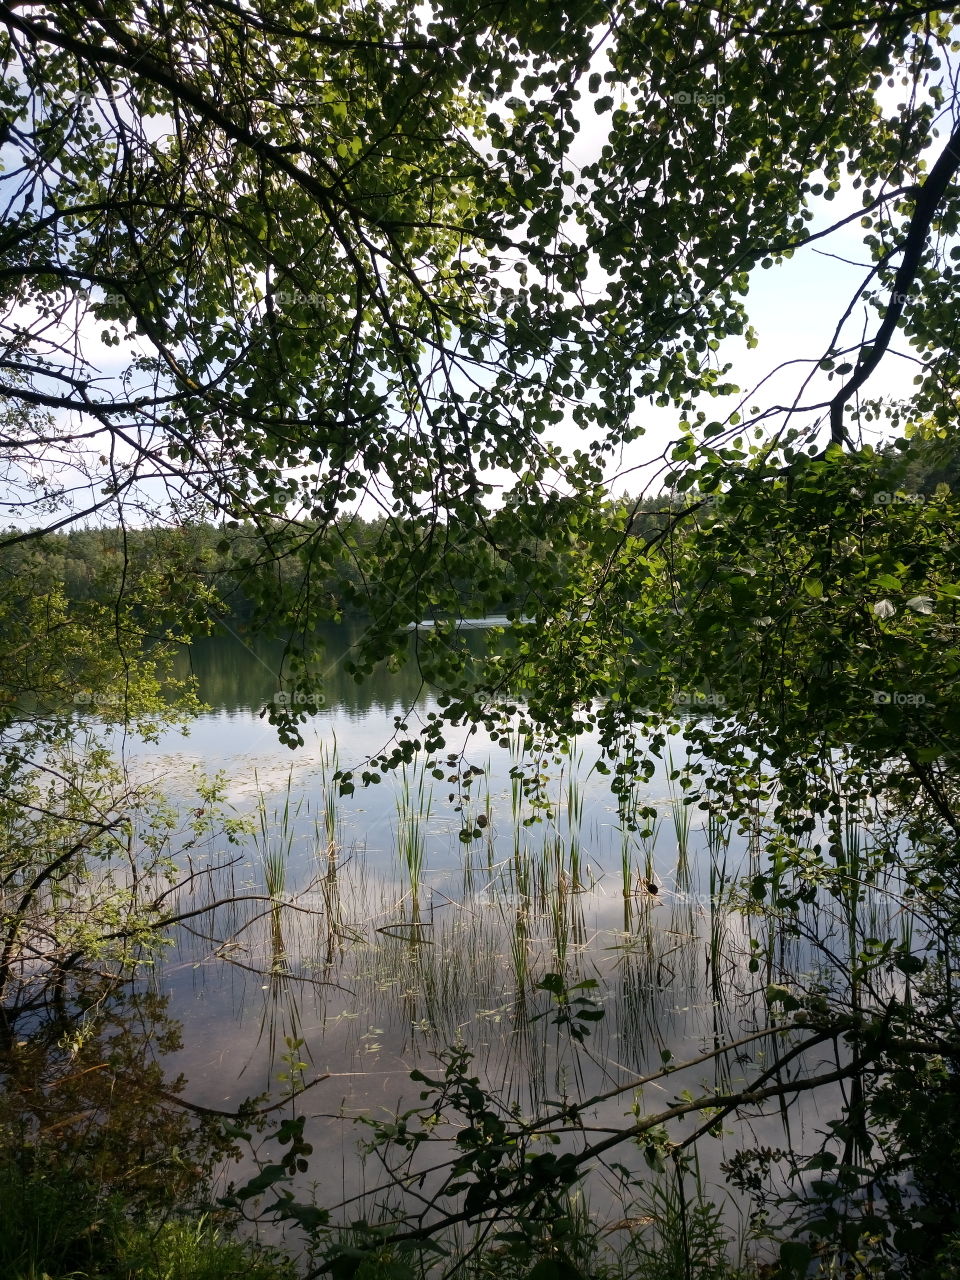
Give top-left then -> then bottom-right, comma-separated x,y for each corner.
97,624 -> 852,1247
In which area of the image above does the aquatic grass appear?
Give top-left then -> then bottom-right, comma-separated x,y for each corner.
254,770 -> 301,901
262,846 -> 287,903
619,822 -> 633,899
480,771 -> 496,870
618,820 -> 636,931
568,824 -> 583,896
616,819 -> 640,931
543,835 -> 570,970
759,836 -> 792,985
396,761 -> 432,912
666,749 -> 694,891
611,750 -> 656,887
639,816 -> 662,891
317,741 -> 341,855
563,744 -> 585,890
251,771 -> 302,975
568,827 -> 583,893
622,1153 -> 746,1280
842,803 -> 865,934
373,908 -> 507,1047
705,812 -> 737,1014
247,774 -> 322,1071
510,902 -> 531,1021
706,809 -> 732,865
512,837 -> 532,906
316,827 -> 345,967
307,746 -> 348,966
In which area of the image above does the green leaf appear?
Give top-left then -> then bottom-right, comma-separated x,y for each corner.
235,1163 -> 288,1200
779,1240 -> 813,1275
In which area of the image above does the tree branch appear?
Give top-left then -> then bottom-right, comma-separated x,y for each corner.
829,118 -> 960,445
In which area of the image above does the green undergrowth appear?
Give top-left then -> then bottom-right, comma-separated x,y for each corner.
0,1161 -> 295,1280
0,1153 -> 762,1280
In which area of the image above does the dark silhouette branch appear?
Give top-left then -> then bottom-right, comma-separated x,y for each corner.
829,118 -> 960,445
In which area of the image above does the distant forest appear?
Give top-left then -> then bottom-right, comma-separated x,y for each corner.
0,496 -> 677,632
3,437 -> 956,636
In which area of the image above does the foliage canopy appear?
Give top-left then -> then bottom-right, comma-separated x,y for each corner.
3,2 -> 960,750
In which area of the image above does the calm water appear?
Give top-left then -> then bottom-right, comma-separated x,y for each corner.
110,626 -> 840,1235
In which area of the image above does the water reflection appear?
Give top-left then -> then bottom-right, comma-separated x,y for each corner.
0,975 -> 235,1215
87,627 -> 871,1239
172,620 -> 499,718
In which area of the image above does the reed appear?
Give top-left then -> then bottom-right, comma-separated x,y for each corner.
319,741 -> 340,852
666,764 -> 693,890
564,745 -> 585,891
706,811 -> 734,1007
639,817 -> 662,894
396,761 -> 432,913
262,846 -> 287,903
249,778 -> 302,1073
253,771 -> 301,971
510,902 -> 530,1021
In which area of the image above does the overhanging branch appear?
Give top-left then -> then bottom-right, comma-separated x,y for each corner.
829,118 -> 960,445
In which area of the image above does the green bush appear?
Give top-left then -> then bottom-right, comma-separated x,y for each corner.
0,1160 -> 294,1280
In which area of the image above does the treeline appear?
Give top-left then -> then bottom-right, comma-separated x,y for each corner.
5,436 -> 952,640
2,518 -> 385,629
0,497 -> 679,635
0,516 -> 527,630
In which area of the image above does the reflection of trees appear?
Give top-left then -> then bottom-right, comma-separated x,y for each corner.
0,977 -> 236,1214
175,622 -> 498,717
